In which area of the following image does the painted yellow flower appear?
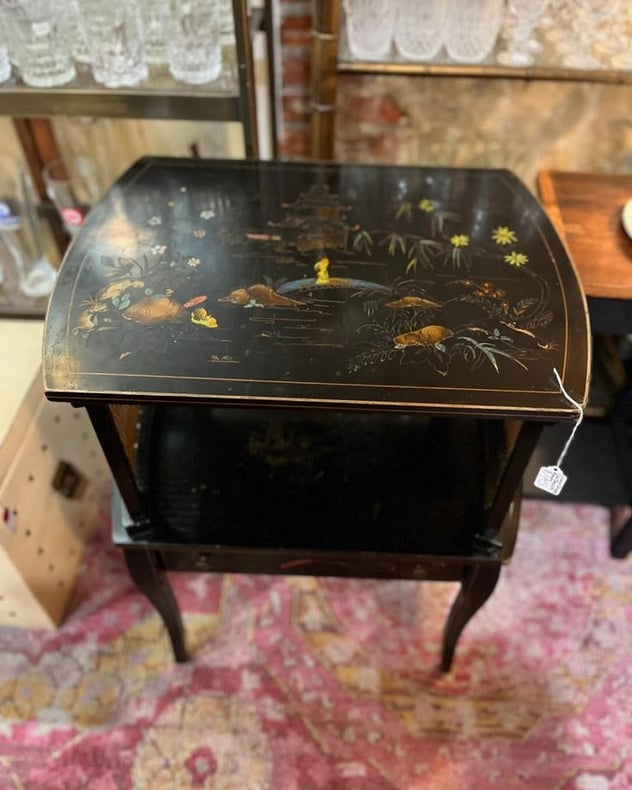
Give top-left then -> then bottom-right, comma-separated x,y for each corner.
418,198 -> 436,213
492,226 -> 517,245
505,251 -> 529,267
450,234 -> 469,248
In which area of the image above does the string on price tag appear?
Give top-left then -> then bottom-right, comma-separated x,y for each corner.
533,368 -> 584,497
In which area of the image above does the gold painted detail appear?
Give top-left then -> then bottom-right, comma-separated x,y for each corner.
314,257 -> 330,284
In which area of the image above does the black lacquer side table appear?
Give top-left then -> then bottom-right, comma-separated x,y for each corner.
43,158 -> 589,671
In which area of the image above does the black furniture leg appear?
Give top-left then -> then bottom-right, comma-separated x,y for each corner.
610,377 -> 632,558
486,421 -> 543,538
610,506 -> 632,558
440,563 -> 501,672
124,548 -> 189,662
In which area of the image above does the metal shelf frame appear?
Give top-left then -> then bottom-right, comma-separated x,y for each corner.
0,86 -> 242,124
338,60 -> 632,86
0,0 -> 259,158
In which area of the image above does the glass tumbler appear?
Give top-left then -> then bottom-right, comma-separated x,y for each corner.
342,0 -> 395,61
63,1 -> 90,65
164,0 -> 222,84
0,156 -> 56,299
76,0 -> 147,88
218,0 -> 235,46
394,0 -> 446,61
140,0 -> 166,65
0,14 -> 11,81
0,42 -> 10,84
443,0 -> 504,63
0,0 -> 75,87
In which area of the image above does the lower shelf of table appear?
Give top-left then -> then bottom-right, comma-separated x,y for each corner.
112,485 -> 518,579
111,405 -> 520,567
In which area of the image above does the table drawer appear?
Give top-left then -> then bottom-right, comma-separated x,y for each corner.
159,547 -> 465,581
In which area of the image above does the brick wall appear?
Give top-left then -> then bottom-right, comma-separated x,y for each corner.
275,2 -> 412,162
278,0 -> 312,158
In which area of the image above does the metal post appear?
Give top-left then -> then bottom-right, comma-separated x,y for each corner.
310,0 -> 340,161
233,0 -> 260,159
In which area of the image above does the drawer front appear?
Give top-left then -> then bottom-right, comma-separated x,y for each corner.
159,548 -> 465,581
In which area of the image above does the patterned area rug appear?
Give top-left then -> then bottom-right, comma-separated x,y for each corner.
0,500 -> 631,789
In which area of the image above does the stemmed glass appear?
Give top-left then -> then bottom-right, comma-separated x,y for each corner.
497,0 -> 550,67
548,0 -> 621,69
0,157 -> 56,300
587,0 -> 629,68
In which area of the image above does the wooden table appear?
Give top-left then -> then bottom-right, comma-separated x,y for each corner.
43,158 -> 590,670
538,170 -> 632,301
538,170 -> 632,556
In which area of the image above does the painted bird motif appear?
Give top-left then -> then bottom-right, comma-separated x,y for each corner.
394,324 -> 455,349
218,284 -> 305,308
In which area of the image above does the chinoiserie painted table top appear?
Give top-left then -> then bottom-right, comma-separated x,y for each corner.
43,157 -> 589,419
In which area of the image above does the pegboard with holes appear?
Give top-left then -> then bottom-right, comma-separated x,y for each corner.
0,368 -> 111,629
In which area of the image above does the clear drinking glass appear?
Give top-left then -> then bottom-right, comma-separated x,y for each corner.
42,157 -> 101,236
140,0 -> 166,65
342,0 -> 395,61
590,1 -> 631,68
0,12 -> 11,81
63,1 -> 90,65
76,0 -> 147,88
0,12 -> 16,66
497,0 -> 550,67
556,0 -> 620,69
0,157 -> 56,299
218,0 -> 235,46
0,38 -> 10,83
443,0 -> 504,63
394,0 -> 446,61
164,0 -> 222,84
0,0 -> 76,87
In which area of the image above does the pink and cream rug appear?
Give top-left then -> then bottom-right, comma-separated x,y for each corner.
0,500 -> 631,789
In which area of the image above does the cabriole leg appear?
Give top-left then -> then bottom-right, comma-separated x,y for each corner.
441,563 -> 501,672
124,548 -> 189,662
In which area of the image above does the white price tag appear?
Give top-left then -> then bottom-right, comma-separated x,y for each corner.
534,465 -> 567,496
